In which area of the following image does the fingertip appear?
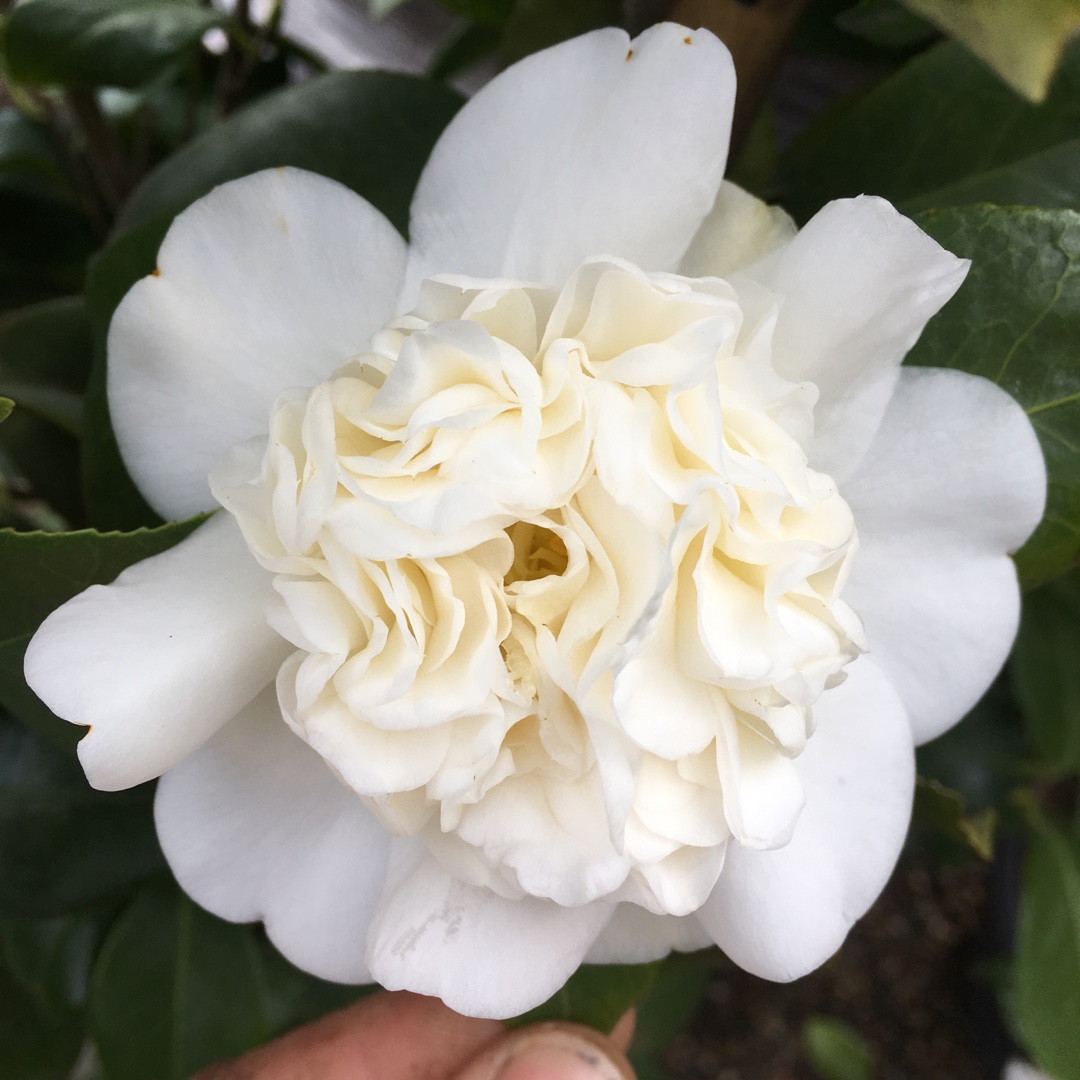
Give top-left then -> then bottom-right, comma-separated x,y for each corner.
452,1022 -> 636,1080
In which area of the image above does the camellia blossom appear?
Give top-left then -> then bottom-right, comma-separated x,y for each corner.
26,24 -> 1045,1019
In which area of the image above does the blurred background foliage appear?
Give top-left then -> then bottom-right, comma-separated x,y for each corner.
0,1 -> 1078,1078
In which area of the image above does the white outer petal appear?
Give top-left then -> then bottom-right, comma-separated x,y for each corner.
697,657 -> 914,981
747,195 -> 970,481
24,513 -> 289,790
366,842 -> 614,1018
584,904 -> 713,963
679,180 -> 796,279
109,167 -> 407,519
156,687 -> 390,983
843,366 -> 1045,743
403,23 -> 735,303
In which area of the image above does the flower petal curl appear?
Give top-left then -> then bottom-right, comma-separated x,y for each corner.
745,195 -> 970,481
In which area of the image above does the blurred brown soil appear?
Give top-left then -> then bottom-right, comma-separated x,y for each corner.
665,856 -> 991,1080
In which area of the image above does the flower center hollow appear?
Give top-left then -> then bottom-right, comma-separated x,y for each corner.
505,522 -> 570,585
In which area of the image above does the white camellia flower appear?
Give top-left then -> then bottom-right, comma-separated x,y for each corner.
25,23 -> 1046,1019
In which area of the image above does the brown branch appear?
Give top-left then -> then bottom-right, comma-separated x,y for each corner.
668,0 -> 811,153
65,88 -> 132,214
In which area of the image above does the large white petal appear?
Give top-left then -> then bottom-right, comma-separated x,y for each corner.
696,657 -> 914,982
679,180 -> 796,279
748,196 -> 970,480
109,167 -> 407,520
366,843 -> 613,1018
584,904 -> 712,963
24,513 -> 289,791
156,687 -> 391,983
843,366 -> 1045,743
403,23 -> 735,301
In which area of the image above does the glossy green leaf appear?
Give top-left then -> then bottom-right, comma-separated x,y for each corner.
803,1016 -> 874,1080
430,20 -> 501,82
902,0 -> 1080,101
368,0 -> 411,17
0,713 -> 164,917
0,108 -> 66,197
0,414 -> 83,529
0,297 -> 92,435
912,776 -> 997,859
781,40 -> 1080,222
628,952 -> 715,1080
0,516 -> 204,743
1013,815 -> 1080,1080
508,961 -> 661,1032
902,139 -> 1080,214
916,673 -> 1025,813
0,953 -> 83,1080
117,70 -> 463,236
437,0 -> 515,26
499,0 -> 621,66
835,0 -> 938,49
1012,568 -> 1080,773
906,205 -> 1080,587
91,881 -> 364,1080
3,0 -> 226,89
0,914 -> 101,1017
0,398 -> 11,424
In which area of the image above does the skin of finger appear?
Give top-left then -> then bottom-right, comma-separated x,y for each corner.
608,1009 -> 636,1054
191,990 -> 505,1080
449,1022 -> 637,1080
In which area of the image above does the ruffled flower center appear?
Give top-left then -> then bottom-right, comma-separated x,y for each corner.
210,256 -> 864,915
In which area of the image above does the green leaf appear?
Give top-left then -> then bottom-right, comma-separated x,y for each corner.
628,952 -> 715,1080
0,297 -> 92,435
368,0 -> 411,17
1012,568 -> 1080,773
0,713 -> 165,917
1013,814 -> 1080,1080
91,881 -> 365,1080
781,40 -> 1080,221
916,673 -> 1025,813
912,776 -> 997,859
835,0 -> 938,49
0,516 -> 204,743
430,20 -> 502,82
906,205 -> 1080,587
499,0 -> 621,66
0,108 -> 66,198
0,949 -> 84,1080
0,410 -> 83,529
0,398 -> 11,424
902,138 -> 1080,214
902,0 -> 1080,101
437,0 -> 515,26
803,1016 -> 874,1080
0,914 -> 101,1018
507,961 -> 661,1032
3,0 -> 226,89
117,70 -> 463,237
